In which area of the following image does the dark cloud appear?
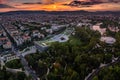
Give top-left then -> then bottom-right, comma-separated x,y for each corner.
86,0 -> 120,3
68,0 -> 103,7
0,4 -> 14,8
23,2 -> 42,5
67,0 -> 120,7
41,0 -> 54,4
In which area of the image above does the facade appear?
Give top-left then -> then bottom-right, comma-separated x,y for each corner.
34,41 -> 48,52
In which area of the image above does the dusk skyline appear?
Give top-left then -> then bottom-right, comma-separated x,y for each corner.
0,0 -> 120,12
1,1 -> 120,80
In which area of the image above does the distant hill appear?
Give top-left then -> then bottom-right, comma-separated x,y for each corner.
0,10 -> 120,15
0,10 -> 89,14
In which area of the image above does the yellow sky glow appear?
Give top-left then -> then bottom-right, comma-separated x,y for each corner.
0,1 -> 120,12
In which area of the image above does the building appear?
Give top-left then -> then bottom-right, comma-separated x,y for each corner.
34,41 -> 49,52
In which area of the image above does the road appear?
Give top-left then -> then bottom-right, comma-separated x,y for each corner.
85,57 -> 120,80
16,49 -> 38,80
1,24 -> 38,80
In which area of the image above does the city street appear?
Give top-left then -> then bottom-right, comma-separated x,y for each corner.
1,24 -> 38,80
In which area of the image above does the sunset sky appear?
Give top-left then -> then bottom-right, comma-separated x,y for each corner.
0,0 -> 120,12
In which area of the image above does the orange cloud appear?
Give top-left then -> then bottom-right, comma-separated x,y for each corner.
0,0 -> 4,3
0,0 -> 120,12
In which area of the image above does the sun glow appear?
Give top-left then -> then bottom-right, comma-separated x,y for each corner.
0,0 -> 120,12
53,5 -> 57,9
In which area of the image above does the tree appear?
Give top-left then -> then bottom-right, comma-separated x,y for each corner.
16,72 -> 26,80
115,32 -> 120,49
92,76 -> 99,80
104,54 -> 112,64
70,71 -> 80,80
47,72 -> 57,80
84,37 -> 99,51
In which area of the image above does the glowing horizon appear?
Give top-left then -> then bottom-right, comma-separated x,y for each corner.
0,0 -> 120,12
